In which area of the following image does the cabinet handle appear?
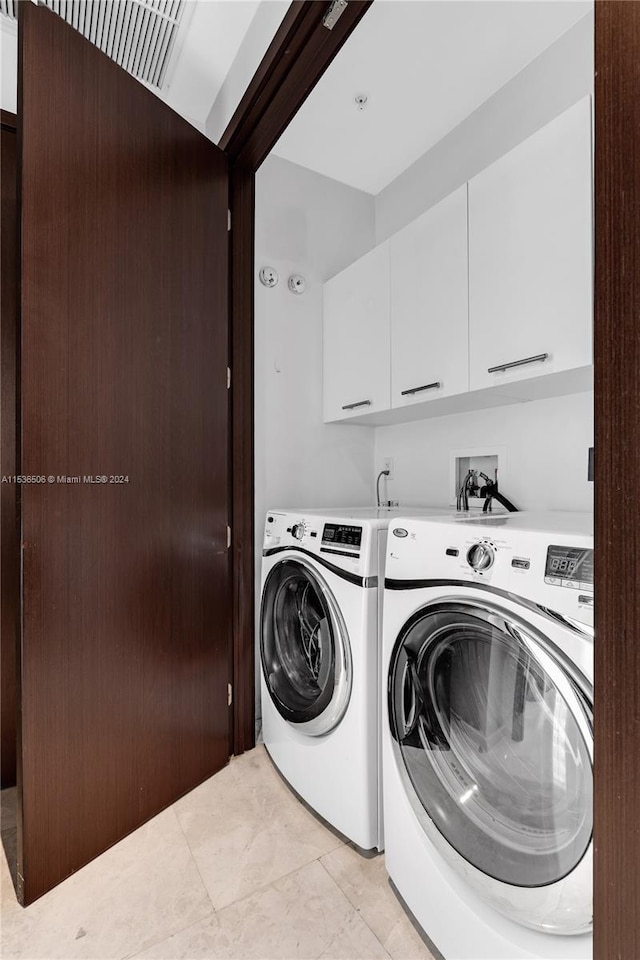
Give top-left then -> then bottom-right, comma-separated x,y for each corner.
401,381 -> 441,397
341,399 -> 372,411
488,353 -> 549,374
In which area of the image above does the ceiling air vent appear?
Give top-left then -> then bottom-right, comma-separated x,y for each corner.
0,0 -> 184,89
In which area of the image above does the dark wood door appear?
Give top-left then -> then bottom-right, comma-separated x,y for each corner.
594,4 -> 640,957
18,3 -> 231,905
1,111 -> 19,790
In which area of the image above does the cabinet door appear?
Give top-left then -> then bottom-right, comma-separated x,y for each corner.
323,242 -> 390,422
469,97 -> 592,392
390,185 -> 469,408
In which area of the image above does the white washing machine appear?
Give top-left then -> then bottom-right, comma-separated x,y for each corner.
382,512 -> 593,960
260,506 -> 453,851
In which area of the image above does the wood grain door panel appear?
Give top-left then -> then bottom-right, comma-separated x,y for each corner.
1,113 -> 18,790
18,3 -> 230,904
594,4 -> 640,957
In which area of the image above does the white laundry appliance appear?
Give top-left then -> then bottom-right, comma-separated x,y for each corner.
259,506 -> 453,851
382,512 -> 593,960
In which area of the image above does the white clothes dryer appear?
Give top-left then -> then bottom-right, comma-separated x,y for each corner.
260,506 -> 452,851
382,512 -> 593,959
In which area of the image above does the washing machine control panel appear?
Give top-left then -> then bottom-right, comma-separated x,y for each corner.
385,515 -> 593,626
544,544 -> 593,592
466,541 -> 495,572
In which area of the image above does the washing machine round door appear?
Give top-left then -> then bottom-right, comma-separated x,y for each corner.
388,598 -> 593,934
261,558 -> 351,735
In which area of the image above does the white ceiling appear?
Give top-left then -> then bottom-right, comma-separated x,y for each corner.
272,0 -> 592,195
0,0 -> 592,162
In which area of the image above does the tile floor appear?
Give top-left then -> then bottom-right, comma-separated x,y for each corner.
0,746 -> 435,960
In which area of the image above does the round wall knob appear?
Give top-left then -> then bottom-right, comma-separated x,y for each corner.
466,542 -> 495,572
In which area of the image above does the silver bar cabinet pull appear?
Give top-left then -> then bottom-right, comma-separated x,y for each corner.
341,399 -> 372,411
401,381 -> 441,397
488,353 -> 549,374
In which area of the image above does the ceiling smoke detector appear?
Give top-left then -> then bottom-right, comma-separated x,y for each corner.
354,94 -> 368,111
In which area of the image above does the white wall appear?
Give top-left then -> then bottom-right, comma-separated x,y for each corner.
254,155 -> 376,720
372,11 -> 594,517
206,0 -> 289,144
1,18 -> 17,114
375,392 -> 593,513
375,12 -> 594,243
160,1 -> 262,131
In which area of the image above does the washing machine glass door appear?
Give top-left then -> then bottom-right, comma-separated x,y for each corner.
389,599 -> 592,896
261,558 -> 351,735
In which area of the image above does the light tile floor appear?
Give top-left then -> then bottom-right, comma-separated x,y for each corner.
1,747 -> 435,960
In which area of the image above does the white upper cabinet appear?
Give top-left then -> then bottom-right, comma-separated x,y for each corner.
390,185 -> 469,408
323,242 -> 391,422
322,98 -> 592,426
468,97 -> 593,392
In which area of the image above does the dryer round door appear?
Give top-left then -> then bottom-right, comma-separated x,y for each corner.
261,557 -> 352,736
388,597 -> 593,934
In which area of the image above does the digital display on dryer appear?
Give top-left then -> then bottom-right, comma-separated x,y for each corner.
322,524 -> 362,549
545,545 -> 593,586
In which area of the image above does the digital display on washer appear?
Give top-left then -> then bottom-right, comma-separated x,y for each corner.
322,523 -> 362,549
545,545 -> 593,584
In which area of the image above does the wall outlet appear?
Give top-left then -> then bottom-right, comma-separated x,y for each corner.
383,457 -> 394,480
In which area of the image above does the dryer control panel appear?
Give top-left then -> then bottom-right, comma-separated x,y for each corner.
262,511 -> 376,577
322,523 -> 362,550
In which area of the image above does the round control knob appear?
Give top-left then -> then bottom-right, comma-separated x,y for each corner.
291,522 -> 305,541
467,542 -> 495,572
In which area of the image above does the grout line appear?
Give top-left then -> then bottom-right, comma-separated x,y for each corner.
211,849 -> 347,916
120,909 -> 214,960
320,849 -> 436,960
314,858 -> 393,960
167,760 -> 345,915
168,803 -> 219,917
123,856 -> 393,960
193,855 -> 348,929
115,806 -> 217,960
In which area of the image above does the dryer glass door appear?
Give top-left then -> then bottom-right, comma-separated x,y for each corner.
261,558 -> 351,734
389,600 -> 592,889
